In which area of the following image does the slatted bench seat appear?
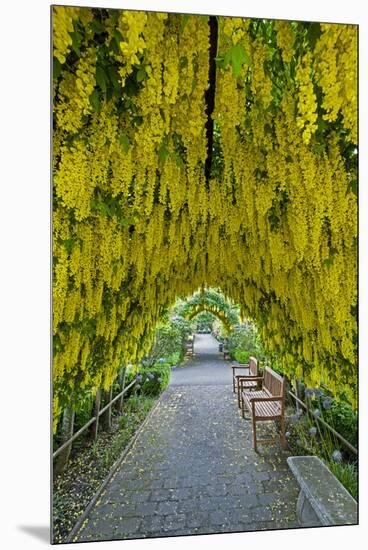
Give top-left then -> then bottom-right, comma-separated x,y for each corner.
230,357 -> 260,408
241,366 -> 286,452
287,456 -> 358,527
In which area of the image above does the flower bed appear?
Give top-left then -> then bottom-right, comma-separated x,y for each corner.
285,386 -> 357,499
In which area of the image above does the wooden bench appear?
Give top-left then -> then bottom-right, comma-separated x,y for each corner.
185,339 -> 194,356
230,357 -> 260,408
287,456 -> 357,527
241,366 -> 286,452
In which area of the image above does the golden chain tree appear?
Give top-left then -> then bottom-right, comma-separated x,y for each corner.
52,7 -> 357,429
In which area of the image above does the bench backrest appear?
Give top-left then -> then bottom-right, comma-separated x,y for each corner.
263,367 -> 285,401
249,356 -> 258,377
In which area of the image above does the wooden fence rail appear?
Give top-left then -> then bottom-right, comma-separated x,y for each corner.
287,390 -> 357,456
53,379 -> 136,461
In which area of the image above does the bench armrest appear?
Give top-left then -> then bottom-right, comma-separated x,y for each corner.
250,396 -> 283,403
238,375 -> 263,381
230,364 -> 250,370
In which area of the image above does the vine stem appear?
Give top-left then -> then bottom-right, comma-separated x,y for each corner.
204,16 -> 218,184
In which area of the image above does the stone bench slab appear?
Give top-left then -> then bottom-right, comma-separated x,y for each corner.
287,455 -> 357,527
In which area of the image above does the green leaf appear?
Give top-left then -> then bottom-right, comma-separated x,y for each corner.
179,56 -> 188,69
113,29 -> 123,44
317,118 -> 328,132
231,43 -> 249,78
119,134 -> 131,153
53,57 -> 62,80
62,238 -> 75,254
107,65 -> 120,91
171,152 -> 185,170
70,30 -> 82,56
223,49 -> 232,68
125,77 -> 139,97
109,10 -> 120,24
180,14 -> 190,32
214,56 -> 225,69
306,22 -> 322,49
89,89 -> 100,112
96,66 -> 107,93
109,36 -> 120,55
311,142 -> 325,156
350,179 -> 358,197
90,19 -> 105,34
106,87 -> 113,101
136,68 -> 147,82
158,144 -> 169,162
323,247 -> 338,268
221,44 -> 250,78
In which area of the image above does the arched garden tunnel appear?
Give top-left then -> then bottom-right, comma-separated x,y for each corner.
175,289 -> 264,367
175,288 -> 240,334
53,7 -> 357,434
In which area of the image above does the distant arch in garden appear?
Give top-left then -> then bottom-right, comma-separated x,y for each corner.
175,289 -> 239,333
186,304 -> 234,333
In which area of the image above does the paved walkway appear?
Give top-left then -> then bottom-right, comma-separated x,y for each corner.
74,334 -> 299,542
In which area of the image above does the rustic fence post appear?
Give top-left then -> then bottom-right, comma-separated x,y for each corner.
90,388 -> 101,441
101,385 -> 113,431
54,402 -> 75,475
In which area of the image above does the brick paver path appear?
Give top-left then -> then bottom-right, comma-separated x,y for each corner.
74,334 -> 299,542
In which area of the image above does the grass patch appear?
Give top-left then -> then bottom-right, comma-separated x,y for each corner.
328,460 -> 358,500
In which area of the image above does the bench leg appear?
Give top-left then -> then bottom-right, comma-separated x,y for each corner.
237,379 -> 242,408
241,392 -> 245,419
296,491 -> 321,527
252,416 -> 258,453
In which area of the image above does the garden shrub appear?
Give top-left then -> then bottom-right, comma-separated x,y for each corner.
323,400 -> 358,449
234,350 -> 250,364
142,316 -> 192,367
124,366 -> 136,387
226,321 -> 265,361
137,363 -> 171,397
165,351 -> 182,367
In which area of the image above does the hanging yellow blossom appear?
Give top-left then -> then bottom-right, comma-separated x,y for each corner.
52,11 -> 358,430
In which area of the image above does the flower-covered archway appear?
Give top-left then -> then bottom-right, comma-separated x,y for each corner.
52,7 -> 357,428
174,289 -> 239,333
